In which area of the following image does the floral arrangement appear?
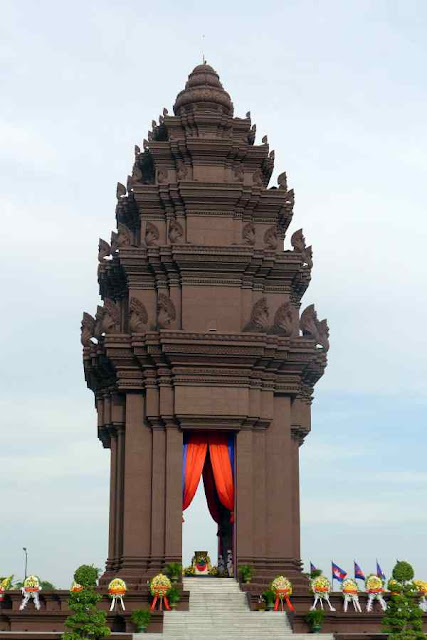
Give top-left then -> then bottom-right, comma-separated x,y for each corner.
365,575 -> 384,593
149,573 -> 172,611
272,576 -> 293,596
342,578 -> 358,594
184,565 -> 195,576
311,575 -> 331,594
271,576 -> 294,612
209,566 -> 218,576
23,575 -> 41,592
0,576 -> 12,601
413,580 -> 427,595
108,578 -> 127,596
192,552 -> 212,573
150,573 -> 171,597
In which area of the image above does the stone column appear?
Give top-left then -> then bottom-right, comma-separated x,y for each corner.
121,392 -> 152,580
106,431 -> 117,570
236,429 -> 253,565
150,426 -> 166,571
165,425 -> 183,563
115,425 -> 125,563
252,427 -> 267,563
265,396 -> 293,563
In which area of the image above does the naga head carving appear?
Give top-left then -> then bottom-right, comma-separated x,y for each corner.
95,299 -> 121,337
291,228 -> 306,253
271,302 -> 294,337
300,304 -> 319,342
81,312 -> 96,347
145,222 -> 159,246
244,297 -> 269,332
242,223 -> 255,246
264,226 -> 278,250
317,319 -> 330,352
98,238 -> 111,263
129,297 -> 148,333
157,293 -> 176,329
168,219 -> 183,244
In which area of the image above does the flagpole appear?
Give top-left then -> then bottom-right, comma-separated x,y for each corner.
331,560 -> 334,593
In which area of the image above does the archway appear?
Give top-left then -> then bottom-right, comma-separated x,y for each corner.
182,432 -> 235,575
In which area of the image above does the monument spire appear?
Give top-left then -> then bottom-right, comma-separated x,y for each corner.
82,63 -> 328,590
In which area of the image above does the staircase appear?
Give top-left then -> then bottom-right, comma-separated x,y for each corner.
138,577 -> 333,640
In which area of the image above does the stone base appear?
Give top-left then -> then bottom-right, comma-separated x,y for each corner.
0,589 -> 189,634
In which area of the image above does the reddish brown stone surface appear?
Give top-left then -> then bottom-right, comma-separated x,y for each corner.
81,62 -> 329,590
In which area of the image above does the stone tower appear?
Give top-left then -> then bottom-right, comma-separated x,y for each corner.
81,63 -> 329,589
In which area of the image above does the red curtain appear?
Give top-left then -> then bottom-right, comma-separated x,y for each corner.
202,455 -> 221,524
182,433 -> 208,511
208,433 -> 235,522
183,432 -> 234,522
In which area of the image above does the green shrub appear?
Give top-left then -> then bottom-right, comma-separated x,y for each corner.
262,589 -> 275,606
63,565 -> 110,640
305,609 -> 325,630
164,562 -> 182,582
382,561 -> 424,640
238,565 -> 255,583
393,561 -> 415,584
167,586 -> 181,605
130,609 -> 151,630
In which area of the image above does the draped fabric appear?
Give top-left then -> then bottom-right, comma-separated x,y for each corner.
208,433 -> 235,522
182,433 -> 208,511
202,454 -> 221,524
182,432 -> 235,522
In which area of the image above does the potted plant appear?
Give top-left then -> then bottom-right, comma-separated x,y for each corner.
262,589 -> 276,611
305,609 -> 325,633
131,609 -> 151,633
239,565 -> 255,584
164,562 -> 183,584
167,586 -> 181,610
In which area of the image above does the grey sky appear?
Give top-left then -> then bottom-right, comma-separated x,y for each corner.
1,0 -> 426,586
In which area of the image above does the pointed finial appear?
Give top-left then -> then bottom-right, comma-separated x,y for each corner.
134,144 -> 140,156
202,34 -> 206,64
246,111 -> 251,119
262,135 -> 268,145
163,107 -> 168,116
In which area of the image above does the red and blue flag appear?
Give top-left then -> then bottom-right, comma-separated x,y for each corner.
332,562 -> 347,582
310,562 -> 317,574
376,561 -> 386,581
354,561 -> 365,580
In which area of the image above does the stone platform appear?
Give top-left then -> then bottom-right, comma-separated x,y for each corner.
1,578 -> 426,638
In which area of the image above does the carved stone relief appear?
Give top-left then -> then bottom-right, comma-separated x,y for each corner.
145,222 -> 159,246
291,228 -> 313,268
168,219 -> 184,244
242,222 -> 255,246
300,304 -> 329,351
270,302 -> 294,337
264,226 -> 278,250
95,299 -> 121,337
129,297 -> 148,333
157,293 -> 176,329
244,297 -> 269,332
81,312 -> 95,347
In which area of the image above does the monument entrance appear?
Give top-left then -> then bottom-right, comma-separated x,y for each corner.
81,62 -> 329,589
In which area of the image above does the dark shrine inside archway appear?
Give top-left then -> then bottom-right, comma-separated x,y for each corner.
182,432 -> 235,573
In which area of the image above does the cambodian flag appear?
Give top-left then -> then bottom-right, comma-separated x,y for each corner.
354,561 -> 365,580
310,562 -> 317,574
376,561 -> 386,581
332,562 -> 347,582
